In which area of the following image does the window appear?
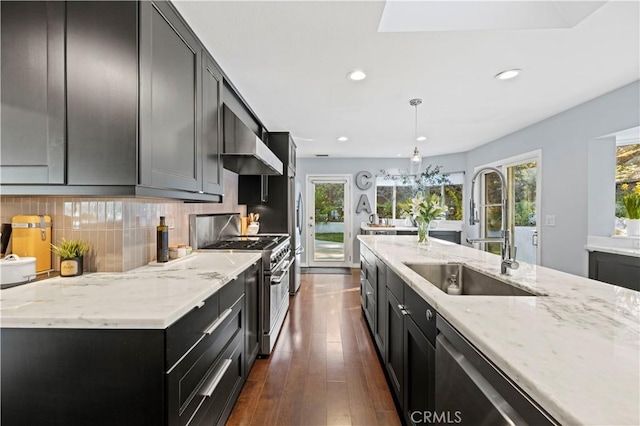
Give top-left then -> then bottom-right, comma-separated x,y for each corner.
375,172 -> 464,220
615,143 -> 640,233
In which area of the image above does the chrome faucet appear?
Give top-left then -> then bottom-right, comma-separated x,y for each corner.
466,167 -> 519,274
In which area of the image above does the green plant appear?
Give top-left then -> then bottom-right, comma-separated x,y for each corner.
621,183 -> 640,219
51,238 -> 90,259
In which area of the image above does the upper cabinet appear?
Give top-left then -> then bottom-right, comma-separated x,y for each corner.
1,2 -> 66,184
0,0 -> 230,201
202,53 -> 224,196
139,1 -> 202,193
66,1 -> 138,186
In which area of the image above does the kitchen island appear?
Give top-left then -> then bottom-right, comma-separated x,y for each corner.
359,235 -> 639,426
0,252 -> 263,426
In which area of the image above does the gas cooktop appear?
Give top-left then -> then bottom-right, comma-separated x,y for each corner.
201,235 -> 288,251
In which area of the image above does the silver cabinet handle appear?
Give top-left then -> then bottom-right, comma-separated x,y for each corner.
204,308 -> 232,335
426,309 -> 434,321
202,358 -> 232,397
398,304 -> 409,316
195,301 -> 205,309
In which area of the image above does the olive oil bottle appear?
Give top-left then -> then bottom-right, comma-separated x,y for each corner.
156,216 -> 169,262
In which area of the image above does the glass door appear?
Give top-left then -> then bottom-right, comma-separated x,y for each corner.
480,155 -> 540,265
306,175 -> 351,267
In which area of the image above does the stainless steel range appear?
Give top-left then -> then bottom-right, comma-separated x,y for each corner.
189,214 -> 291,355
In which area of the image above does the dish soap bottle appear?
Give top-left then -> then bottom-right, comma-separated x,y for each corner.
157,216 -> 169,263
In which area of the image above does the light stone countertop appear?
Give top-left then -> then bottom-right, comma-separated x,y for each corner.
358,235 -> 640,426
0,252 -> 262,329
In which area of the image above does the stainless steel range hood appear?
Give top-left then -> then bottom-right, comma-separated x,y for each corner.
222,105 -> 283,175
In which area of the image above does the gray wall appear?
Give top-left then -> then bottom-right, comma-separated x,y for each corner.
296,80 -> 639,276
297,154 -> 466,265
463,80 -> 639,276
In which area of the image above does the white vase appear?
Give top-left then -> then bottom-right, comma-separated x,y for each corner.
627,219 -> 640,236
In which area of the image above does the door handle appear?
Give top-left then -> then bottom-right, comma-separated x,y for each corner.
532,231 -> 538,247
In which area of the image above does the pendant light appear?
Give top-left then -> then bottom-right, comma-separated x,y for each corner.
409,98 -> 423,176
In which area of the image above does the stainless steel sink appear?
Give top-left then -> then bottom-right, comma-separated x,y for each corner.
404,263 -> 538,296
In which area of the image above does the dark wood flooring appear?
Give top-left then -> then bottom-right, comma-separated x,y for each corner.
227,270 -> 401,426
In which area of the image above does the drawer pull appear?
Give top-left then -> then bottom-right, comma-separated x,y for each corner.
426,309 -> 434,321
204,308 -> 232,336
195,301 -> 205,309
202,358 -> 232,397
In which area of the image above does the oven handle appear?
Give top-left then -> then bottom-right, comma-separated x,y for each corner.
270,260 -> 292,284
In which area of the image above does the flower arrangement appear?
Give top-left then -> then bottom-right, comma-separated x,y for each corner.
621,183 -> 640,220
399,192 -> 447,243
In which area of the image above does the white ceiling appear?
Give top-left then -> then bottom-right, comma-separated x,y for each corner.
173,0 -> 640,159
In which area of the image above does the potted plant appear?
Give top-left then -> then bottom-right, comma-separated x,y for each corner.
621,183 -> 640,236
51,238 -> 90,277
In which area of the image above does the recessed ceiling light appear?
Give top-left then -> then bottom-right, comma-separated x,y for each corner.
397,154 -> 402,157
495,69 -> 521,80
347,70 -> 366,81
337,136 -> 349,142
416,136 -> 427,141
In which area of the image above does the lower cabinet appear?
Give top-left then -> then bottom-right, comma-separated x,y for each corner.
384,272 -> 438,425
588,250 -> 640,291
0,266 -> 258,426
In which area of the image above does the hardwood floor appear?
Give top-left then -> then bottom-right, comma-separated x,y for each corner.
227,270 -> 401,426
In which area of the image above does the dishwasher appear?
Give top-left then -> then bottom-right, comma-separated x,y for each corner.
435,316 -> 557,426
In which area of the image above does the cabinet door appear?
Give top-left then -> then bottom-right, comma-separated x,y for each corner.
403,317 -> 436,426
385,289 -> 404,405
374,260 -> 387,355
0,1 -> 65,184
202,53 -> 224,195
66,1 -> 137,185
244,260 -> 260,374
139,0 -> 202,192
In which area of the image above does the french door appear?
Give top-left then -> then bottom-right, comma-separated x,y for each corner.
306,175 -> 352,267
479,152 -> 541,265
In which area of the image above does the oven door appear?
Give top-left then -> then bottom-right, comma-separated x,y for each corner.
261,259 -> 291,355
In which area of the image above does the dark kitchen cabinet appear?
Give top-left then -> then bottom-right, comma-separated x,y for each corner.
386,288 -> 404,405
374,258 -> 387,355
0,1 -> 66,184
202,52 -> 224,196
0,268 -> 255,426
1,0 -> 224,201
66,1 -> 138,185
244,260 -> 261,374
139,0 -> 202,193
588,250 -> 640,292
403,284 -> 437,425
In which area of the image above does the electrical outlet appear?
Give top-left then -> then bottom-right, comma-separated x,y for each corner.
633,239 -> 640,249
545,215 -> 556,227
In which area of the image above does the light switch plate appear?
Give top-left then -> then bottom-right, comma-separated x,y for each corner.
545,215 -> 556,227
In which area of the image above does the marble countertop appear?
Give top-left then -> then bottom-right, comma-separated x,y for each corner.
358,235 -> 639,426
0,252 -> 262,329
586,244 -> 640,257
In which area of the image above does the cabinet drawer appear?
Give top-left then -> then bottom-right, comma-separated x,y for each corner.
166,291 -> 219,368
404,284 -> 436,346
387,268 -> 404,301
188,330 -> 244,426
220,274 -> 244,312
167,295 -> 244,426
